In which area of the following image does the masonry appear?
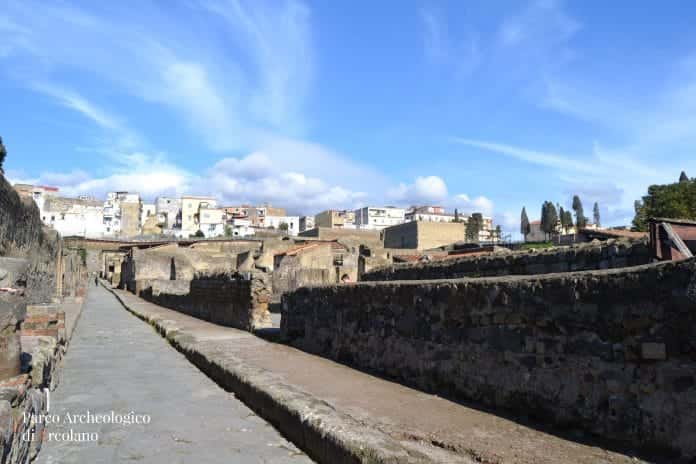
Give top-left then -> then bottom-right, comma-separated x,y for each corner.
282,258 -> 696,459
363,238 -> 651,280
140,272 -> 272,331
0,175 -> 87,463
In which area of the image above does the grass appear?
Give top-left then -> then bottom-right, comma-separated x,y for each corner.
520,242 -> 555,250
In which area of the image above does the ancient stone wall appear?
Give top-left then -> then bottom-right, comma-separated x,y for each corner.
0,177 -> 44,256
120,245 -> 237,293
140,272 -> 272,331
363,238 -> 651,281
282,259 -> 696,459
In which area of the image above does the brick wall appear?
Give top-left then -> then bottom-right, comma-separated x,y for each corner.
363,238 -> 651,281
282,258 -> 696,459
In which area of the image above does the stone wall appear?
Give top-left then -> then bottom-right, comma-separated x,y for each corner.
0,178 -> 43,256
282,258 -> 696,459
383,221 -> 467,250
120,245 -> 237,294
140,272 -> 272,331
363,238 -> 651,281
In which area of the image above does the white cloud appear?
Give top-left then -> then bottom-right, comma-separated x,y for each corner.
388,175 -> 448,204
31,82 -> 124,132
0,0 -> 314,152
454,193 -> 494,216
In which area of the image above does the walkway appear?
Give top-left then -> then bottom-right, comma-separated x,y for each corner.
37,285 -> 312,464
107,287 -> 652,464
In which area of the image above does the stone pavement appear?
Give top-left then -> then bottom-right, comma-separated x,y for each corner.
108,286 -> 654,464
36,285 -> 312,464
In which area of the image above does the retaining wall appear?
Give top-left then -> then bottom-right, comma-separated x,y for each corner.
140,272 -> 272,331
282,258 -> 696,459
362,239 -> 651,281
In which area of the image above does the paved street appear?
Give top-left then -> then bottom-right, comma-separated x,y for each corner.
37,285 -> 312,464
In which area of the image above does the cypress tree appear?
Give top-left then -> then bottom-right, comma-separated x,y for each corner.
680,171 -> 689,183
572,195 -> 586,229
520,207 -> 530,236
593,202 -> 601,227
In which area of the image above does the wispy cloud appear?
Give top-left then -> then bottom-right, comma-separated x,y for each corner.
31,82 -> 124,132
451,137 -> 593,174
420,7 -> 480,76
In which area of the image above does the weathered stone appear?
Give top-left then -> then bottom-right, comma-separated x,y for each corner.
641,342 -> 667,360
282,257 -> 696,459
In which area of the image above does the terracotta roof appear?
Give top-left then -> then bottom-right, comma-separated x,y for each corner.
275,241 -> 346,257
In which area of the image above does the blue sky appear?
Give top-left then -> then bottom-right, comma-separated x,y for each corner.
2,0 -> 696,235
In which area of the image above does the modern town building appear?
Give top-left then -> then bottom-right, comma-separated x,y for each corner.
265,215 -> 300,236
299,215 -> 315,232
198,205 -> 226,237
247,205 -> 287,228
314,210 -> 356,229
405,206 -> 455,223
181,196 -> 217,236
353,206 -> 405,230
155,197 -> 181,230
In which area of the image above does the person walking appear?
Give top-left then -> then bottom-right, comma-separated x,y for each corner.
94,275 -> 98,287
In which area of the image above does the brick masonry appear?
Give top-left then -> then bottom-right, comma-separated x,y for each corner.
282,258 -> 696,459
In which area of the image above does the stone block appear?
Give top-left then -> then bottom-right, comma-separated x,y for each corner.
641,343 -> 666,360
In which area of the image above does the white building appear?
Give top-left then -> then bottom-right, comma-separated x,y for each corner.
227,218 -> 255,238
353,206 -> 405,230
181,196 -> 217,236
266,215 -> 300,236
15,185 -> 107,238
155,197 -> 181,230
42,197 -> 105,238
299,215 -> 315,232
405,206 -> 455,223
103,192 -> 141,237
199,206 -> 226,237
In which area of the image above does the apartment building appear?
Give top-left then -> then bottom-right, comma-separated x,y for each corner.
353,206 -> 405,230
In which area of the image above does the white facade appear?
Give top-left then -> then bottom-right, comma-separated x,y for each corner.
155,197 -> 181,229
199,207 -> 226,237
266,215 -> 300,236
103,191 -> 141,237
405,206 -> 455,223
45,204 -> 105,238
181,196 -> 217,236
227,218 -> 255,237
299,215 -> 315,232
353,206 -> 405,230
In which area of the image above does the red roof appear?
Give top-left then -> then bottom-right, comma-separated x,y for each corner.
275,241 -> 346,257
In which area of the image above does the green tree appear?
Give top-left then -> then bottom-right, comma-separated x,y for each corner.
0,137 -> 6,174
279,222 -> 289,232
559,206 -> 567,230
454,208 -> 460,223
193,230 -> 205,238
632,178 -> 696,231
495,225 -> 502,241
680,171 -> 689,183
593,202 -> 600,227
572,195 -> 586,229
465,213 -> 483,242
563,210 -> 573,230
224,225 -> 233,237
520,207 -> 530,236
541,201 -> 558,240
